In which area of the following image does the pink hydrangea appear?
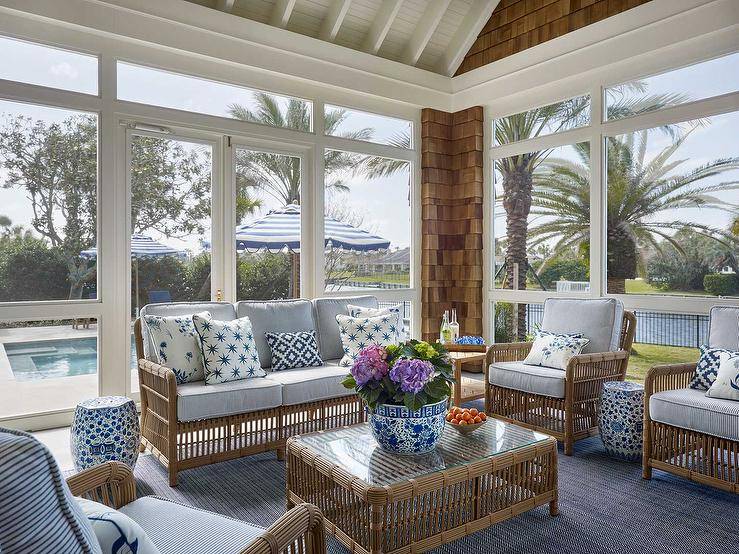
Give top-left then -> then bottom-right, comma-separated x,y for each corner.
351,344 -> 390,387
389,358 -> 435,394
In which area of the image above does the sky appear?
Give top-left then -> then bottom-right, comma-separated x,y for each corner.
0,35 -> 736,261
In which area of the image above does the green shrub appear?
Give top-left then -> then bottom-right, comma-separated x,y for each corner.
537,258 -> 588,290
703,273 -> 738,296
237,253 -> 291,300
0,237 -> 69,301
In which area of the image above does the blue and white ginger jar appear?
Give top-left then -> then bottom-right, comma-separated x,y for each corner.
368,398 -> 447,455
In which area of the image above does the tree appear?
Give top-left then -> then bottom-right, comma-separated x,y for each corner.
528,128 -> 739,293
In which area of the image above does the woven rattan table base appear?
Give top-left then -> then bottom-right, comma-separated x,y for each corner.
286,423 -> 558,554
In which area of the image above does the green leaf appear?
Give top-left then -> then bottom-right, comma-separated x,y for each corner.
341,375 -> 357,389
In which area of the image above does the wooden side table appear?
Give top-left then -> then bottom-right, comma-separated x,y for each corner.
447,346 -> 487,407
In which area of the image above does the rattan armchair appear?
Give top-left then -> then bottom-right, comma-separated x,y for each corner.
485,300 -> 636,455
67,461 -> 327,554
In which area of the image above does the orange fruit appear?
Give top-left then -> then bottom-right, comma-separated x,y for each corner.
479,413 -> 487,421
462,412 -> 472,422
470,408 -> 479,417
459,420 -> 468,426
451,418 -> 459,425
473,416 -> 482,424
445,413 -> 453,422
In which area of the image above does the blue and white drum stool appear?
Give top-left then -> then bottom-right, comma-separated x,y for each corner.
70,396 -> 140,472
598,381 -> 644,462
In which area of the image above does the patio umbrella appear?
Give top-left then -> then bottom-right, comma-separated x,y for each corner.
235,203 -> 391,296
81,234 -> 188,315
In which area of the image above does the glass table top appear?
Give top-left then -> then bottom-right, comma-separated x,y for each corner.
292,420 -> 550,487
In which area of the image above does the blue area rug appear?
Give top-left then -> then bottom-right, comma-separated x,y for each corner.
131,433 -> 736,553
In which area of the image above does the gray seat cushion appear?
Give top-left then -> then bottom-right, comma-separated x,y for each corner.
313,296 -> 378,361
649,388 -> 739,442
236,299 -> 316,368
541,297 -> 624,353
488,361 -> 566,398
139,302 -> 236,361
265,361 -> 354,405
0,428 -> 100,554
176,378 -> 282,421
120,496 -> 262,554
709,306 -> 739,351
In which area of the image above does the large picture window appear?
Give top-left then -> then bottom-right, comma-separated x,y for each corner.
606,111 -> 739,297
0,100 -> 98,302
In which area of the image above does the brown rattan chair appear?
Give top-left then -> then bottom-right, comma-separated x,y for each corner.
67,461 -> 327,554
485,298 -> 636,455
643,306 -> 739,493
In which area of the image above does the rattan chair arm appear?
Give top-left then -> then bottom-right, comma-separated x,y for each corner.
66,461 -> 137,509
241,503 -> 326,554
138,358 -> 178,403
644,363 -> 696,398
484,342 -> 533,390
566,350 -> 630,381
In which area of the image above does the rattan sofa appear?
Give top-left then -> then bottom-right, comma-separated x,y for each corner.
643,306 -> 738,493
135,296 -> 379,486
485,298 -> 636,455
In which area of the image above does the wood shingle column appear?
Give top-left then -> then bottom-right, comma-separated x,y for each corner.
421,106 -> 484,342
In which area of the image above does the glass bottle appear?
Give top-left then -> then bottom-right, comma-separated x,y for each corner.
450,309 -> 460,343
440,310 -> 452,344
215,288 -> 224,302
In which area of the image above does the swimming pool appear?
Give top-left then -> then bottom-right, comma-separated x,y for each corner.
4,337 -> 138,381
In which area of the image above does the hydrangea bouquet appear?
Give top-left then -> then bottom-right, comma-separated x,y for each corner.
342,340 -> 453,411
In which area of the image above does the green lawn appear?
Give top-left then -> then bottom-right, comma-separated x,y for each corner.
625,279 -> 712,297
626,342 -> 699,383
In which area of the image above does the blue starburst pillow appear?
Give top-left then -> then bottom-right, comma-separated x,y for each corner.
193,314 -> 266,385
690,344 -> 738,390
335,313 -> 402,367
265,330 -> 323,371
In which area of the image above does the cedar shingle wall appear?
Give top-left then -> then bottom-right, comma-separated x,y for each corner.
421,107 -> 484,342
456,0 -> 653,75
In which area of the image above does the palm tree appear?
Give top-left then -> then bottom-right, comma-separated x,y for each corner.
495,89 -> 686,337
528,127 -> 739,294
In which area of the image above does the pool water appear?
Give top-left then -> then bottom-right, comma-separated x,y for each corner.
5,337 -> 138,381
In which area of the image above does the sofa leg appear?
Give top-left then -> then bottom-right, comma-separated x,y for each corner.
564,439 -> 573,456
138,441 -> 146,453
642,462 -> 652,480
169,465 -> 178,487
276,447 -> 286,461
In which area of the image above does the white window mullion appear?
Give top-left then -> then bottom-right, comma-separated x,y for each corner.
222,136 -> 237,302
311,100 -> 326,299
589,84 -> 604,299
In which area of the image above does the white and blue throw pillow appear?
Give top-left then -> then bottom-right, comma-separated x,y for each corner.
265,330 -> 323,371
192,314 -> 266,385
705,351 -> 739,401
690,344 -> 738,390
77,497 -> 160,554
524,329 -> 590,370
348,304 -> 406,339
336,313 -> 402,367
143,312 -> 210,384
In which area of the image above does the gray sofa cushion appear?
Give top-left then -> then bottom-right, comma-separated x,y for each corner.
488,361 -> 566,398
541,297 -> 623,353
313,296 -> 378,360
265,361 -> 354,405
708,306 -> 739,351
235,299 -> 316,368
139,302 -> 236,361
120,496 -> 262,554
649,387 -> 739,442
176,378 -> 282,421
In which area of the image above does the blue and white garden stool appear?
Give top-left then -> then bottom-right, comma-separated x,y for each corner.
598,381 -> 644,462
70,396 -> 140,472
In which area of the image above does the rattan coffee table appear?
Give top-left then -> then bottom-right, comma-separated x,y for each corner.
286,419 -> 558,553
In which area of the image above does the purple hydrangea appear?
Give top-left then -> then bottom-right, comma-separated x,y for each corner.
389,358 -> 435,394
351,344 -> 390,387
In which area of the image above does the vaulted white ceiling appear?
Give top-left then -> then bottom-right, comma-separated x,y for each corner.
185,0 -> 499,76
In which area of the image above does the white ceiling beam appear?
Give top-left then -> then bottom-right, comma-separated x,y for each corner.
437,0 -> 499,76
400,0 -> 451,66
362,0 -> 403,55
319,0 -> 352,42
270,0 -> 296,28
216,0 -> 236,13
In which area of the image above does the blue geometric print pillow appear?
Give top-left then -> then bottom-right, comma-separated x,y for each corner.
690,344 -> 739,390
143,311 -> 211,384
265,330 -> 323,371
193,314 -> 266,385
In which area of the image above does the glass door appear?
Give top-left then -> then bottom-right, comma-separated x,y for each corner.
126,127 -> 218,389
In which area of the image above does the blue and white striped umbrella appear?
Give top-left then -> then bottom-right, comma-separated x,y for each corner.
80,234 -> 187,259
236,203 -> 390,253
